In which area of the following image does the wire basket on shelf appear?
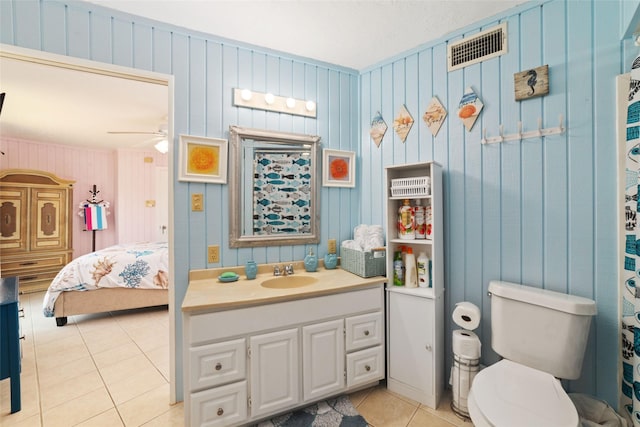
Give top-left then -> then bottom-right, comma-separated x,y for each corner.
390,176 -> 430,198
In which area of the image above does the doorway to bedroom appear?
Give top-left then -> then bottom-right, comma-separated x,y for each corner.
0,44 -> 176,403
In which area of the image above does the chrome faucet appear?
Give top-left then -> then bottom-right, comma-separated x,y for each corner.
274,264 -> 294,276
285,264 -> 294,275
273,265 -> 283,276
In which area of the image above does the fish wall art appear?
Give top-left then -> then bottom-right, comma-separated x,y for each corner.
253,151 -> 312,235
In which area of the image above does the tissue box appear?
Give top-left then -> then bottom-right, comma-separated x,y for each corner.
341,246 -> 386,278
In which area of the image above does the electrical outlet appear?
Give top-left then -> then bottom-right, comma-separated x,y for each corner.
192,194 -> 203,211
207,245 -> 219,263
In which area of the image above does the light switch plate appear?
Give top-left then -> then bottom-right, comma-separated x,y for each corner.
191,194 -> 203,211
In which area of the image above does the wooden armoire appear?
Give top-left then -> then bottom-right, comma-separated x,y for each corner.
0,169 -> 75,293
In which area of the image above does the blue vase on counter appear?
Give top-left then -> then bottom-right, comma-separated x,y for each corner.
304,249 -> 318,272
324,253 -> 337,270
245,260 -> 257,280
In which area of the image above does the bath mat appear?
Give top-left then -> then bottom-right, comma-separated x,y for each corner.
256,395 -> 368,427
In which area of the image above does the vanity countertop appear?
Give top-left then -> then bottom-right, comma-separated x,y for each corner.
182,261 -> 385,313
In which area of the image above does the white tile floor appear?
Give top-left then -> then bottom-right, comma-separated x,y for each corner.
1,292 -> 182,427
1,291 -> 471,427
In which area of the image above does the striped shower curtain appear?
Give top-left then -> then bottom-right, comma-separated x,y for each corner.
622,53 -> 640,427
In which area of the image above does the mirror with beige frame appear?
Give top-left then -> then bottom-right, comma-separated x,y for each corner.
228,125 -> 320,248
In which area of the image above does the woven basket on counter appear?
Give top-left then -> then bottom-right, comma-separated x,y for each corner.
340,246 -> 386,278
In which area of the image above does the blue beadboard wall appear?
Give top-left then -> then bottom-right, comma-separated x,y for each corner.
360,0 -> 631,407
2,0 -> 634,409
0,0 -> 359,402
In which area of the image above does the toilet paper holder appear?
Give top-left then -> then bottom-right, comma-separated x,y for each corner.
451,301 -> 481,419
451,353 -> 480,419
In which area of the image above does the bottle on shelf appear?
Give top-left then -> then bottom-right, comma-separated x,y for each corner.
414,199 -> 426,239
405,247 -> 418,288
393,250 -> 404,286
401,245 -> 408,279
417,252 -> 430,288
398,199 -> 415,240
425,204 -> 433,240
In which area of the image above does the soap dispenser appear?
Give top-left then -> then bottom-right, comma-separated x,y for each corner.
304,248 -> 318,272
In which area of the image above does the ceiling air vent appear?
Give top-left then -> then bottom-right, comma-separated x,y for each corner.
447,23 -> 507,72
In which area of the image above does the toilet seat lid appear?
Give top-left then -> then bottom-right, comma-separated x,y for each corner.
472,360 -> 578,427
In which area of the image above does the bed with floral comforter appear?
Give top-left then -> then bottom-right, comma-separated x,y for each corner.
43,241 -> 169,323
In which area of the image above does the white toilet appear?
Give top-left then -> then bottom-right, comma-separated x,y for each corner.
467,280 -> 597,427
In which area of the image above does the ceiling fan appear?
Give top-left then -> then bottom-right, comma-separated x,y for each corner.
107,123 -> 169,153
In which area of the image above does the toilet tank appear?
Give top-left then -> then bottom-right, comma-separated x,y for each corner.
489,280 -> 597,380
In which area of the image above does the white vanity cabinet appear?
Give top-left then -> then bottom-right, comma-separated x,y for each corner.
345,312 -> 384,387
188,338 -> 246,391
384,161 -> 444,409
250,328 -> 300,418
387,289 -> 443,408
183,283 -> 384,426
190,381 -> 248,426
303,319 -> 344,401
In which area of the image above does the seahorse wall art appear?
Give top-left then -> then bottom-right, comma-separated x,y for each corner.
514,64 -> 549,101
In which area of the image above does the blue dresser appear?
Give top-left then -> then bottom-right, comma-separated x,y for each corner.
0,277 -> 21,413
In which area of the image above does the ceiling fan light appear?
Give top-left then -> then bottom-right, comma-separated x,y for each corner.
154,139 -> 169,154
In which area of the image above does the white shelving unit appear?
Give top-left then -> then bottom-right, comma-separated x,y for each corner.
384,161 -> 444,409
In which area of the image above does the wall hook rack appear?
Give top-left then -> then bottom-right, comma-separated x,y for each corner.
481,115 -> 565,145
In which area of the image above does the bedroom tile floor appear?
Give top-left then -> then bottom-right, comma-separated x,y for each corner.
1,291 -> 472,427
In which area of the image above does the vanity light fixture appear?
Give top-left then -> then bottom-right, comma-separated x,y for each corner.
233,88 -> 317,118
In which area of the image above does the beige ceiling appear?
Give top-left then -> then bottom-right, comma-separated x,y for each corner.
0,53 -> 169,150
88,0 -> 524,71
0,1 -> 523,151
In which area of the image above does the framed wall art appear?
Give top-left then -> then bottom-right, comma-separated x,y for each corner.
458,87 -> 483,131
370,111 -> 388,147
179,135 -> 228,183
514,65 -> 549,101
322,149 -> 355,188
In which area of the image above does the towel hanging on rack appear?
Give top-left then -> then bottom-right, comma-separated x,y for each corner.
78,184 -> 110,231
81,203 -> 108,230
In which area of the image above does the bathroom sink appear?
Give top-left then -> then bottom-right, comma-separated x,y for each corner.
261,275 -> 318,289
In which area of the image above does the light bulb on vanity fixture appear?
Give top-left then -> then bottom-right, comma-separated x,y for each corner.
306,100 -> 316,112
240,89 -> 252,101
264,93 -> 275,105
286,98 -> 296,109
